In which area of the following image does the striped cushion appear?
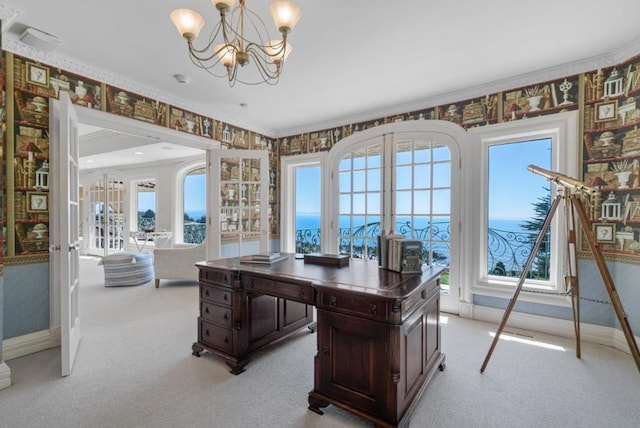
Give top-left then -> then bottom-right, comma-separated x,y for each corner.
99,252 -> 154,286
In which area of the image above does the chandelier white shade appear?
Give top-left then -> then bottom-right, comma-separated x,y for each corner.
170,0 -> 301,86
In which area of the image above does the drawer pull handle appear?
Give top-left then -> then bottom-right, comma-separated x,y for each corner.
224,337 -> 229,344
224,294 -> 228,301
369,304 -> 377,315
322,345 -> 330,356
299,291 -> 305,298
205,289 -> 210,297
205,329 -> 210,337
421,289 -> 427,299
329,296 -> 337,307
205,307 -> 210,314
224,275 -> 228,283
248,279 -> 255,288
223,313 -> 228,320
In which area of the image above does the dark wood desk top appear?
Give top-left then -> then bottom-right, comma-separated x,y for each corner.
196,253 -> 445,301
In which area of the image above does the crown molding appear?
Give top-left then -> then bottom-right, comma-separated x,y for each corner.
275,37 -> 640,138
0,2 -> 23,32
1,34 -> 275,137
3,19 -> 639,140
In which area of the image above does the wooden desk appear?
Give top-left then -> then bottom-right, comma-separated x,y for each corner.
194,254 -> 445,428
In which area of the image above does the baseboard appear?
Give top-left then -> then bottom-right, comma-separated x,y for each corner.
2,328 -> 61,361
470,304 -> 639,354
0,362 -> 11,390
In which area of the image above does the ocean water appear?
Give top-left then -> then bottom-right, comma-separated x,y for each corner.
295,213 -> 531,234
185,210 -> 207,221
295,213 -> 539,269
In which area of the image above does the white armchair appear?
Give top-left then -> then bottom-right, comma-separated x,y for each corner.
153,242 -> 207,288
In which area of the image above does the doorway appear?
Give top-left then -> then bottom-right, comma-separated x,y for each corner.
49,105 -> 216,357
83,173 -> 126,256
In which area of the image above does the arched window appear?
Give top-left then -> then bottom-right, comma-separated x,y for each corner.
326,121 -> 465,313
182,166 -> 207,244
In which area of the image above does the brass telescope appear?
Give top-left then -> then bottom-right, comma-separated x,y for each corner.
527,164 -> 599,197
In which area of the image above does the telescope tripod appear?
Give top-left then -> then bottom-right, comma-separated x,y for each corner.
480,184 -> 640,374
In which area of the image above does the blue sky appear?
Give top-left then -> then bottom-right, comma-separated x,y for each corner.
138,174 -> 206,215
138,192 -> 155,212
296,166 -> 321,214
488,138 -> 551,220
294,138 -> 551,220
152,139 -> 551,222
184,174 -> 207,214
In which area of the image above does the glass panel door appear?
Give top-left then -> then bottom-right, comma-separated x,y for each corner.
84,173 -> 126,256
209,149 -> 269,259
393,139 -> 452,292
295,166 -> 322,254
337,145 -> 382,259
332,129 -> 459,313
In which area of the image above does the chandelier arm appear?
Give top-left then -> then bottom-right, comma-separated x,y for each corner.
228,62 -> 240,87
241,7 -> 275,47
245,46 -> 280,79
245,39 -> 286,58
244,51 -> 282,84
188,42 -> 226,64
204,19 -> 226,50
221,5 -> 272,48
188,54 -> 228,78
171,0 -> 299,86
219,8 -> 238,50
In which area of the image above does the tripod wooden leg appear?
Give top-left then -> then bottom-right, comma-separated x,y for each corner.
480,195 -> 563,373
565,197 -> 581,359
573,198 -> 640,373
570,280 -> 581,359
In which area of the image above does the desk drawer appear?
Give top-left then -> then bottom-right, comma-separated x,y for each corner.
317,291 -> 390,322
199,269 -> 235,286
201,301 -> 233,328
243,275 -> 314,305
201,285 -> 232,306
199,319 -> 233,353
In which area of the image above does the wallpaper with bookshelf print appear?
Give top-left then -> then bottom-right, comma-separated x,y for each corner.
2,50 -> 640,263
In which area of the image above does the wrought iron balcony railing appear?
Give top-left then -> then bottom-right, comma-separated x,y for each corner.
296,221 -> 549,280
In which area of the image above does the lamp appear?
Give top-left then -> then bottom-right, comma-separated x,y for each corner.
170,0 -> 301,86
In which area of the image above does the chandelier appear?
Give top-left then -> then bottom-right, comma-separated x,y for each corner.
170,0 -> 301,86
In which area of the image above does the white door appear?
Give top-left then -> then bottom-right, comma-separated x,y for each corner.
50,92 -> 81,376
207,149 -> 270,259
84,173 -> 126,256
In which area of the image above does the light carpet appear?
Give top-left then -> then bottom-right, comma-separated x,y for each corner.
0,256 -> 639,427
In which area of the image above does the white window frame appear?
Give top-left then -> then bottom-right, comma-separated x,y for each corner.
175,160 -> 206,244
467,111 -> 578,306
280,152 -> 327,253
325,121 -> 465,314
130,175 -> 157,232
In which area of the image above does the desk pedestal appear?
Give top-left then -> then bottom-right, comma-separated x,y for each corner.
309,282 -> 444,427
195,256 -> 444,427
192,266 -> 314,374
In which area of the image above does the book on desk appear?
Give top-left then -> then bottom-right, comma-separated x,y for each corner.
377,235 -> 423,273
240,252 -> 288,264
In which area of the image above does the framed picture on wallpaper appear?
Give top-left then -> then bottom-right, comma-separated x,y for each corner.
592,222 -> 616,244
27,192 -> 48,213
26,62 -> 50,88
595,100 -> 618,123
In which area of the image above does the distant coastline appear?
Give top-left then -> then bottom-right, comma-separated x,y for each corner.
185,210 -> 207,220
295,213 -> 530,233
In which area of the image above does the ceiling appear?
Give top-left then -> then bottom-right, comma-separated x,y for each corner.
3,0 -> 640,166
77,124 -> 205,171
